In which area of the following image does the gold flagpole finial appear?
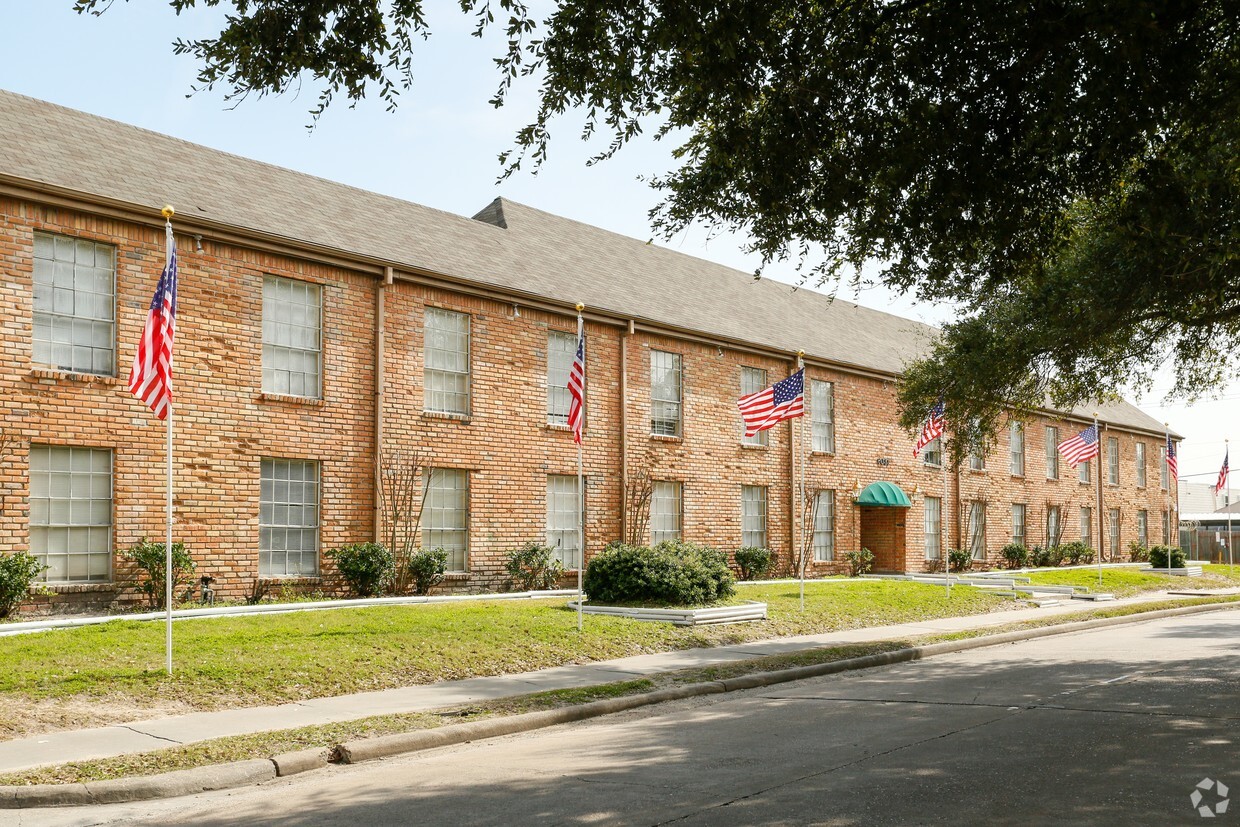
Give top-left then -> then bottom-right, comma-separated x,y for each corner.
575,303 -> 585,312
161,205 -> 175,219
796,350 -> 805,358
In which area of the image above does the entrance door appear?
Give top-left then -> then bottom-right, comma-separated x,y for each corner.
859,505 -> 909,572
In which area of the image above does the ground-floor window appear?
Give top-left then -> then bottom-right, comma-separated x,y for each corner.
29,444 -> 112,583
967,501 -> 986,560
813,490 -> 835,561
924,496 -> 941,560
260,458 -> 320,576
546,474 -> 581,569
741,485 -> 767,549
1108,507 -> 1121,559
1080,507 -> 1092,549
1046,506 -> 1062,547
650,481 -> 682,544
1011,503 -> 1026,547
424,468 -> 469,571
1162,510 -> 1171,545
1137,510 -> 1148,548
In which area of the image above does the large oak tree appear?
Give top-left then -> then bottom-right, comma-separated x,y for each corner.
78,1 -> 1240,448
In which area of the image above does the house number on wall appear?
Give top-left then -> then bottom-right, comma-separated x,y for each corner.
876,458 -> 891,467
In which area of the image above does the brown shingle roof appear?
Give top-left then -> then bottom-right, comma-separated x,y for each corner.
0,89 -> 1171,436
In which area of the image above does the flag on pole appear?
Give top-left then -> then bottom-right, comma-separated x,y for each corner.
1166,436 -> 1178,482
1216,450 -> 1229,494
567,317 -> 585,444
737,368 -> 805,437
912,399 -> 945,458
128,221 -> 178,419
1058,424 -> 1100,468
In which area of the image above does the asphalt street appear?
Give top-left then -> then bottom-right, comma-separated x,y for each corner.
9,609 -> 1239,826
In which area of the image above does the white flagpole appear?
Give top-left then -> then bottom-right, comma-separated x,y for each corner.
942,441 -> 950,598
161,208 -> 175,676
1165,423 -> 1172,577
1094,414 -> 1103,587
797,353 -> 806,613
1227,440 -> 1233,576
576,304 -> 585,633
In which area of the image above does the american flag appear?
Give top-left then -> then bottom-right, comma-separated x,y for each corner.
1058,424 -> 1099,468
128,221 -> 178,420
913,399 -> 945,458
737,368 -> 804,437
1166,436 -> 1178,482
566,318 -> 585,443
1216,450 -> 1229,495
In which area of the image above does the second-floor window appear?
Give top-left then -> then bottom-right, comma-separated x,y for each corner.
1010,422 -> 1025,476
263,276 -> 322,398
1046,427 -> 1059,480
424,308 -> 470,415
546,331 -> 576,426
741,367 -> 768,446
33,232 -> 116,376
650,351 -> 682,437
1136,442 -> 1147,488
811,380 -> 835,453
1107,437 -> 1120,484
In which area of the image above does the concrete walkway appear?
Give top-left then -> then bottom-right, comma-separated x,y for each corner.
0,588 -> 1232,775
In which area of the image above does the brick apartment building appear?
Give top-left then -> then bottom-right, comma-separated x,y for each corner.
0,91 -> 1179,611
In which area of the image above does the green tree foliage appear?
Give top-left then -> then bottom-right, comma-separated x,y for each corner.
77,2 -> 1239,432
0,551 -> 46,619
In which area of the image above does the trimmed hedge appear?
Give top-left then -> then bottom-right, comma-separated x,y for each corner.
584,540 -> 735,606
1149,545 -> 1186,569
734,546 -> 775,581
327,542 -> 394,597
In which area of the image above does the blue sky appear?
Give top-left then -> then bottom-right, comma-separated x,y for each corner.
0,4 -> 1233,482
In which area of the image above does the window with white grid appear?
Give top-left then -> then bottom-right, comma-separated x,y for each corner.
968,425 -> 985,471
547,331 -> 576,426
546,474 -> 582,569
1162,509 -> 1171,544
811,380 -> 835,453
1108,507 -> 1121,557
1137,510 -> 1148,547
740,368 -> 768,446
741,485 -> 767,548
1046,427 -> 1059,480
424,468 -> 469,571
1080,507 -> 1092,548
1107,437 -> 1120,484
922,436 -> 942,468
924,496 -> 942,560
967,501 -> 986,560
813,490 -> 835,561
262,276 -> 322,398
259,458 -> 320,576
1047,505 -> 1062,546
29,445 -> 112,583
1160,446 -> 1169,489
650,351 -> 682,436
1078,458 -> 1091,484
1010,422 -> 1025,476
424,308 -> 470,415
1136,442 -> 1147,488
650,481 -> 682,544
32,233 -> 115,376
1011,503 -> 1027,547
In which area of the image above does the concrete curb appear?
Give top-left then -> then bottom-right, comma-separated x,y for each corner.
2,599 -> 1235,808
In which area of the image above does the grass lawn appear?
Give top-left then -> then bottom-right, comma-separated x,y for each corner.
1025,565 -> 1240,597
0,580 -> 1007,738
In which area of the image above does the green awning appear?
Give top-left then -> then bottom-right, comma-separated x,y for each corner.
855,481 -> 912,507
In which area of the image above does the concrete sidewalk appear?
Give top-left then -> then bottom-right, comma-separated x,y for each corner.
0,588 -> 1231,775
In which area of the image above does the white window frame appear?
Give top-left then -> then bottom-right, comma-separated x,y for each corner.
1009,422 -> 1025,477
1108,507 -> 1121,558
29,445 -> 112,583
259,458 -> 320,577
1160,445 -> 1169,490
546,331 -> 577,427
262,275 -> 323,399
1107,437 -> 1120,485
423,468 -> 469,571
1162,509 -> 1171,544
650,351 -> 682,437
967,501 -> 986,560
546,474 -> 582,569
741,485 -> 768,548
924,496 -> 942,560
650,481 -> 683,544
813,490 -> 835,561
1011,503 -> 1027,547
1080,507 -> 1092,549
922,436 -> 943,469
810,380 -> 835,453
740,367 -> 768,447
32,232 -> 116,376
1046,427 -> 1059,480
1137,510 -> 1148,547
1136,442 -> 1147,488
1047,505 -> 1062,547
1079,458 -> 1091,485
424,307 -> 471,415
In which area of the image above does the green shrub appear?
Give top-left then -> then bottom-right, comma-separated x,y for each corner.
505,542 -> 565,591
406,547 -> 449,595
734,547 -> 776,581
843,548 -> 875,577
0,551 -> 45,619
1000,543 -> 1029,569
583,540 -> 735,606
1058,541 -> 1095,565
1034,545 -> 1066,567
948,548 -> 972,573
1149,545 -> 1186,569
121,538 -> 195,610
1128,541 -> 1150,563
327,542 -> 394,597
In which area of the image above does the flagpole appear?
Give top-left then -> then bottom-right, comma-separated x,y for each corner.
796,352 -> 806,613
1227,440 -> 1233,576
1164,423 -> 1172,576
942,439 -> 950,598
575,304 -> 585,633
161,206 -> 175,676
1094,413 -> 1103,587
